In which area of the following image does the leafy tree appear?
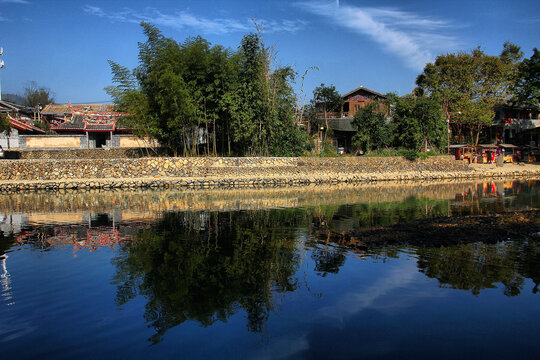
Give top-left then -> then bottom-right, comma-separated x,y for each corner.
416,47 -> 514,145
514,48 -> 540,106
107,22 -> 306,157
311,84 -> 343,143
351,101 -> 392,153
23,81 -> 54,107
0,113 -> 11,134
392,94 -> 447,151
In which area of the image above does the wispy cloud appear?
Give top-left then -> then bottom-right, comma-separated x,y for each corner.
83,5 -> 307,35
297,1 -> 461,71
0,0 -> 30,4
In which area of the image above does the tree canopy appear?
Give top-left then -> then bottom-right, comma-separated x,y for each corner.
0,113 -> 11,134
514,48 -> 540,106
23,81 -> 54,108
351,101 -> 392,153
391,94 -> 447,151
416,46 -> 518,145
106,22 -> 309,157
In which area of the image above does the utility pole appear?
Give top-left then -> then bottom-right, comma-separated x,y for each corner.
0,47 -> 4,101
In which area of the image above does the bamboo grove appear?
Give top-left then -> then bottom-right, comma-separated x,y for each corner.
106,22 -> 310,157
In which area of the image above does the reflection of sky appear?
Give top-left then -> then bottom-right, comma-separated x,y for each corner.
1,192 -> 540,359
250,247 -> 540,360
250,252 -> 442,359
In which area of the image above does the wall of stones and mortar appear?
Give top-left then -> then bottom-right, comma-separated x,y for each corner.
0,156 -> 466,181
15,148 -> 159,160
0,155 -> 538,192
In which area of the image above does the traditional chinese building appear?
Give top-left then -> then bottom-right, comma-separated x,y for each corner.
0,100 -> 45,149
43,103 -> 136,149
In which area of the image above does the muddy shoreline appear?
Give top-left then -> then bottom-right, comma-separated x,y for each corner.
326,209 -> 540,248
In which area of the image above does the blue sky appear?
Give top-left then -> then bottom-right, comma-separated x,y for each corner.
0,0 -> 539,104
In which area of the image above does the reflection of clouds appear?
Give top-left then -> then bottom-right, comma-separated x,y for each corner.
0,255 -> 36,343
251,258 -> 440,359
254,332 -> 310,360
0,311 -> 37,343
316,260 -> 420,322
1,255 -> 14,305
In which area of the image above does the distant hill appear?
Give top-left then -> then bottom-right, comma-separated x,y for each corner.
2,93 -> 25,105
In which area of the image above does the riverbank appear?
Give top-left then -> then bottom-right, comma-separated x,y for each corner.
327,209 -> 540,248
0,155 -> 539,192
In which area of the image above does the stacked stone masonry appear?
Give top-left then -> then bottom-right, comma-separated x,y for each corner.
0,156 -> 538,192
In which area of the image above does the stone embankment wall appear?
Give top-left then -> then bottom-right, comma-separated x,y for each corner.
16,148 -> 159,160
0,156 -> 538,191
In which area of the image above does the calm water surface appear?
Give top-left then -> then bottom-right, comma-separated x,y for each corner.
1,180 -> 539,359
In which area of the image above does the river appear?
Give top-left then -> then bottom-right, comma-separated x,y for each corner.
1,179 -> 539,359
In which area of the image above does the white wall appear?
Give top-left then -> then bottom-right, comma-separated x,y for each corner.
0,129 -> 19,149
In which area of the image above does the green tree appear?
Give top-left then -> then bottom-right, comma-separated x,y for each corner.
23,81 -> 54,107
514,48 -> 540,106
351,101 -> 392,153
416,46 -> 514,145
311,84 -> 343,143
392,94 -> 447,151
0,113 -> 11,134
107,22 -> 306,157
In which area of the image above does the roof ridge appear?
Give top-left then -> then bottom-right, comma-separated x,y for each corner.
341,85 -> 386,99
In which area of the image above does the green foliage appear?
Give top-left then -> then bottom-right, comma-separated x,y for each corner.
23,81 -> 54,107
33,120 -> 54,134
311,84 -> 343,115
106,22 -> 307,157
0,113 -> 11,134
391,94 -> 447,151
514,48 -> 540,106
318,142 -> 340,157
351,102 -> 392,153
416,46 -> 515,145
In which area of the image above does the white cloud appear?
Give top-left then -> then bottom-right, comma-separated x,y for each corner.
297,1 -> 461,71
0,0 -> 30,4
83,5 -> 307,35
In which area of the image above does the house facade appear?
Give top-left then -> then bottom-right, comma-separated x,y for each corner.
318,85 -> 387,153
490,103 -> 540,147
21,103 -> 150,150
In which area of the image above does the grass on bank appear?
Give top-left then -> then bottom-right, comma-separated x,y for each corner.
311,145 -> 444,161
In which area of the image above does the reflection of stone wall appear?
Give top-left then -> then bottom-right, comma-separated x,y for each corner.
0,181 -> 498,216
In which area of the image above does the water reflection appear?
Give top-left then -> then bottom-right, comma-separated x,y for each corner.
0,179 -> 539,349
417,241 -> 540,295
112,210 -> 303,343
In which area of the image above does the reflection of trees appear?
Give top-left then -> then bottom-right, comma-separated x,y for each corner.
0,231 -> 15,257
349,197 -> 450,228
111,209 -> 304,343
417,240 -> 540,296
311,247 -> 346,277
